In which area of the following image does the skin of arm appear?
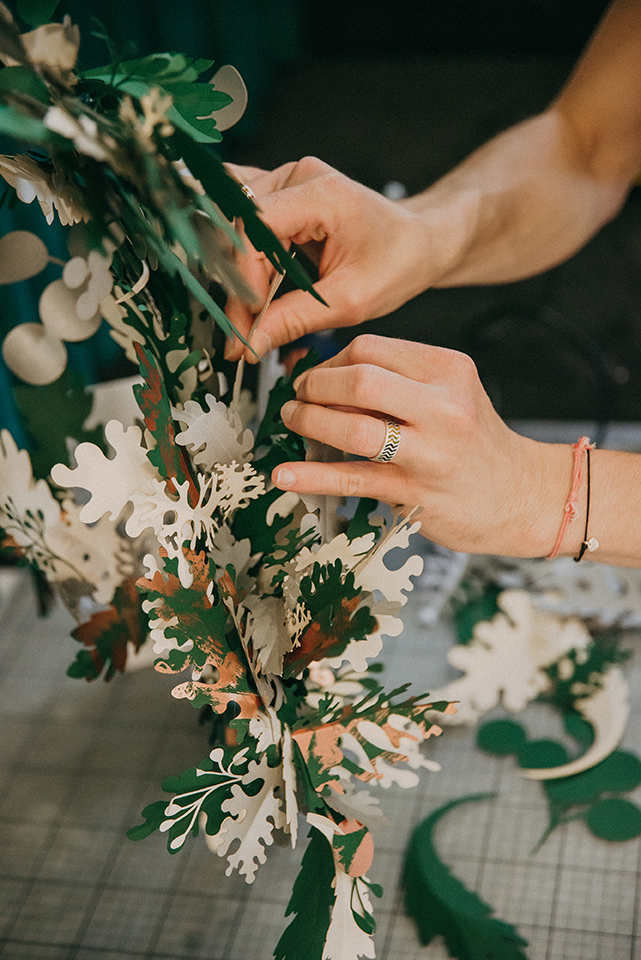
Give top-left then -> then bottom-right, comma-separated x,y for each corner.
225,0 -> 641,360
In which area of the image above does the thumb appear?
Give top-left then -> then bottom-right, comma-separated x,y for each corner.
245,274 -> 363,360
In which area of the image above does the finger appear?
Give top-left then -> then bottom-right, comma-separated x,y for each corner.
281,399 -> 407,462
272,457 -> 407,503
224,253 -> 275,360
302,334 -> 475,387
294,364 -> 420,424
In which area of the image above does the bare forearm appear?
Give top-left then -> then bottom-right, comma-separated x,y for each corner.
401,0 -> 641,289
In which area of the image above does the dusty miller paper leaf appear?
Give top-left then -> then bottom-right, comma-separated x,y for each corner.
214,754 -> 288,882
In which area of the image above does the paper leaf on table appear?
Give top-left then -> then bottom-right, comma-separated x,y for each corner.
214,754 -> 288,882
404,794 -> 529,960
430,590 -> 592,724
275,826 -> 336,960
173,393 -> 254,468
68,576 -> 149,681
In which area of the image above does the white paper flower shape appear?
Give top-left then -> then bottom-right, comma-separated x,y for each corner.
39,250 -> 113,341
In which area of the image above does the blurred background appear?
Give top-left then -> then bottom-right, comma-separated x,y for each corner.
3,0 -> 641,437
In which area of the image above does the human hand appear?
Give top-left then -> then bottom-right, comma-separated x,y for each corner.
223,158 -> 440,362
273,334 -> 573,558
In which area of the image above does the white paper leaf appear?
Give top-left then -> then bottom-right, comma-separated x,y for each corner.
173,393 -> 254,468
243,593 -> 294,676
215,755 -> 287,882
51,419 -> 159,525
431,589 -> 593,724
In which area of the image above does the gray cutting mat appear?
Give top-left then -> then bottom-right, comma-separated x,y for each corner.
1,560 -> 641,960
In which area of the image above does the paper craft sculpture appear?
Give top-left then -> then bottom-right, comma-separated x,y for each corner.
0,7 -> 453,957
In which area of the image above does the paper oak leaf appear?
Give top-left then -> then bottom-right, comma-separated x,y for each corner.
404,795 -> 529,960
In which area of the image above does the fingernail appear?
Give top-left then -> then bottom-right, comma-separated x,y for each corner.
250,329 -> 273,360
293,372 -> 307,393
224,339 -> 239,361
281,400 -> 298,421
275,467 -> 296,488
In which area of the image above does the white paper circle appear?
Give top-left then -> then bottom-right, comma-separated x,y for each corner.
0,231 -> 50,284
63,256 -> 89,289
2,323 -> 67,385
39,279 -> 102,341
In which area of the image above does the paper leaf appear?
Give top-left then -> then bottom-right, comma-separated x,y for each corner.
133,343 -> 192,492
543,750 -> 641,806
68,576 -> 148,681
13,367 -> 105,480
127,745 -> 250,851
173,393 -> 254,469
50,419 -> 158,525
404,795 -> 529,960
429,590 -> 593,724
476,719 -> 527,756
283,561 -> 376,678
16,0 -> 61,27
585,797 -> 641,842
215,754 -> 288,882
275,826 -> 336,960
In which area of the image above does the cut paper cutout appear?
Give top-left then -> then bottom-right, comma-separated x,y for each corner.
521,667 -> 630,780
404,794 -> 529,960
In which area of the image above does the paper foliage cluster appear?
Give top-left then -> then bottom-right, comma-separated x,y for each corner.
0,5 -> 452,957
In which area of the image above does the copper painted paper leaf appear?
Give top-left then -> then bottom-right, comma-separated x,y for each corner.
404,795 -> 529,960
138,552 -> 260,718
283,561 -> 376,678
275,826 -> 336,960
133,343 -> 191,492
68,576 -> 149,681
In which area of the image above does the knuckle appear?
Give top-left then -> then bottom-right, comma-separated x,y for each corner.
349,364 -> 380,407
346,333 -> 385,363
336,470 -> 366,499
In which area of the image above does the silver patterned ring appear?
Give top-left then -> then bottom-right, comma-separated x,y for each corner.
371,419 -> 401,463
240,182 -> 256,201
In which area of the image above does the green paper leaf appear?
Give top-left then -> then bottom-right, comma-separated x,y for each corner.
172,131 -> 323,301
476,719 -> 527,757
13,369 -> 106,480
346,498 -> 383,543
128,745 -> 252,852
16,0 -> 59,26
452,583 -> 501,645
563,712 -> 594,747
585,797 -> 641,842
0,65 -> 51,104
404,794 -> 528,960
133,344 -> 190,487
0,102 -> 50,142
544,751 -> 641,806
275,826 -> 336,960
517,739 -> 569,770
